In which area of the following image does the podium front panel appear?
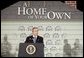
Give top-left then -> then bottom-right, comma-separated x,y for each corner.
18,43 -> 44,57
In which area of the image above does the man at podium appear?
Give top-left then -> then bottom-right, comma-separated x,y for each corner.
18,27 -> 44,57
25,27 -> 43,43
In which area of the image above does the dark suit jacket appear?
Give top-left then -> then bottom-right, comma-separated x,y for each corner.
25,35 -> 43,43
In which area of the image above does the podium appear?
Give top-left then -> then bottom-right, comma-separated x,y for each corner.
18,43 -> 44,57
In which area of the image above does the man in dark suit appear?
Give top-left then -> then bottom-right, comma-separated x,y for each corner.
25,27 -> 43,43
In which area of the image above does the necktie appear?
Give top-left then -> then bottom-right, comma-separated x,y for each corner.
33,37 -> 37,43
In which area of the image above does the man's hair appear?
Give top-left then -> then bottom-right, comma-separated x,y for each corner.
32,27 -> 38,31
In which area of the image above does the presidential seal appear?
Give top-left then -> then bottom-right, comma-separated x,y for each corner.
26,45 -> 36,55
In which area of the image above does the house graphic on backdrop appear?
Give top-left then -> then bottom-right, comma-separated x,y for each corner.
1,1 -> 83,57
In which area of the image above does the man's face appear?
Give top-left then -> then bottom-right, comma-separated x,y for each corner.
32,29 -> 38,36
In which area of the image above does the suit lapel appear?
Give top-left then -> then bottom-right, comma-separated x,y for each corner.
31,36 -> 34,43
36,36 -> 39,43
